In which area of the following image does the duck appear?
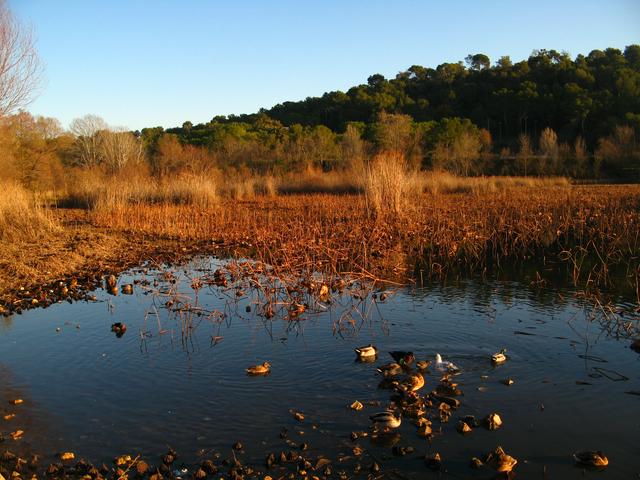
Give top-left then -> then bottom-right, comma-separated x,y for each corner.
369,411 -> 401,430
573,450 -> 608,468
485,446 -> 517,473
389,351 -> 415,367
492,348 -> 508,364
416,360 -> 431,370
399,373 -> 425,393
355,344 -> 378,359
110,322 -> 126,337
435,353 -> 459,372
376,362 -> 403,377
246,361 -> 271,375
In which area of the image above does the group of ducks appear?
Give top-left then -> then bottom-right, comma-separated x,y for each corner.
245,344 -> 607,472
353,344 -> 608,472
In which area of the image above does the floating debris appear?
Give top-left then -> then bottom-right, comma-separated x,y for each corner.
9,399 -> 23,405
349,400 -> 364,411
3,413 -> 15,420
469,457 -> 483,469
425,452 -> 442,470
9,430 -> 24,440
417,422 -> 433,437
292,411 -> 305,421
58,452 -> 75,461
114,454 -> 131,466
484,413 -> 502,430
246,361 -> 271,375
456,420 -> 472,434
484,446 -> 517,473
501,378 -> 515,386
111,322 -> 127,337
121,284 -> 133,295
392,445 -> 414,456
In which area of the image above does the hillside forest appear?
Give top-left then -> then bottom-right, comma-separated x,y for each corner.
2,46 -> 640,193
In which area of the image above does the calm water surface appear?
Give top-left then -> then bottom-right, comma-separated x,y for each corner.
1,257 -> 638,478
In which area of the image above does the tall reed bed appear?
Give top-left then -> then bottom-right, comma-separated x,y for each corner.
63,173 -> 218,209
0,182 -> 60,242
91,185 -> 640,288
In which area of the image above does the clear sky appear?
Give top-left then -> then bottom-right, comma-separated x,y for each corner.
9,0 -> 640,131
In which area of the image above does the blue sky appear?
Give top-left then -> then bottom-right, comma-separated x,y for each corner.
10,0 -> 640,131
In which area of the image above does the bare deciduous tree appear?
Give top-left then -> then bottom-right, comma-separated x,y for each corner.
516,133 -> 532,176
99,128 -> 144,172
70,114 -> 108,167
0,0 -> 42,116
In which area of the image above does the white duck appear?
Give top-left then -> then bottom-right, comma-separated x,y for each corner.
435,353 -> 459,372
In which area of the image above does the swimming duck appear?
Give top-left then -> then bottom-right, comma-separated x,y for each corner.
246,361 -> 271,375
355,344 -> 378,359
399,373 -> 425,393
416,360 -> 431,370
492,348 -> 508,364
369,411 -> 401,430
485,446 -> 517,473
573,450 -> 608,468
110,322 -> 127,337
389,351 -> 415,367
376,362 -> 403,377
435,353 -> 459,372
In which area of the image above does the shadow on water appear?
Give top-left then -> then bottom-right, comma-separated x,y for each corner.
0,256 -> 638,478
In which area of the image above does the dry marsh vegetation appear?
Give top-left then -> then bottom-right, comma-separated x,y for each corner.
0,181 -> 59,242
1,171 -> 638,306
90,183 -> 640,289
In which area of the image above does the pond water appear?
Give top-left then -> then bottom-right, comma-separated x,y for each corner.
1,257 -> 639,478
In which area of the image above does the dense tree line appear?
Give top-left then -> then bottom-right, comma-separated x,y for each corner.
136,46 -> 639,179
1,46 -> 639,188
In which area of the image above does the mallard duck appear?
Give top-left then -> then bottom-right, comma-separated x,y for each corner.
435,353 -> 459,372
355,344 -> 378,358
389,351 -> 415,367
400,373 -> 425,392
110,322 -> 126,337
485,446 -> 517,473
376,362 -> 402,377
492,348 -> 507,364
106,275 -> 117,289
416,360 -> 431,370
246,361 -> 271,375
573,450 -> 608,468
369,411 -> 401,429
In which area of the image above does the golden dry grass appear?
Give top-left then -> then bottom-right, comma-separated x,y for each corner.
2,174 -> 638,306
0,182 -> 60,242
90,184 -> 640,287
